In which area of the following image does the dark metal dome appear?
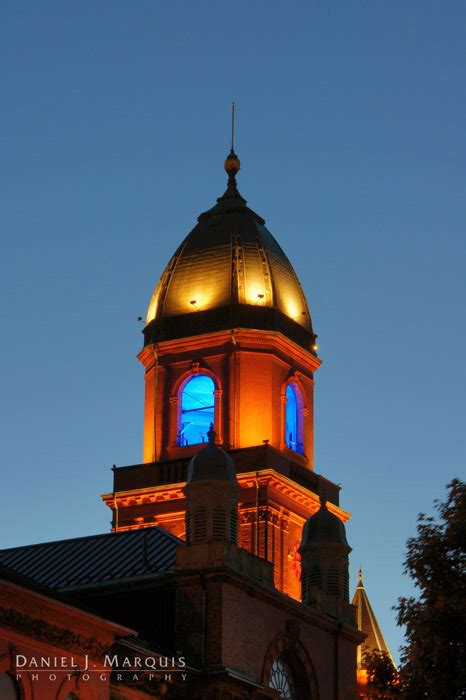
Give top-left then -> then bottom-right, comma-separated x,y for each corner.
144,152 -> 316,352
186,426 -> 238,486
300,499 -> 349,548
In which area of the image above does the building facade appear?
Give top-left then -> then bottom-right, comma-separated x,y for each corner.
0,146 -> 370,699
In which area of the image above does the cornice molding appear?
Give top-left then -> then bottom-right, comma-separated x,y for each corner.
0,606 -> 111,660
102,469 -> 350,523
142,328 -> 320,372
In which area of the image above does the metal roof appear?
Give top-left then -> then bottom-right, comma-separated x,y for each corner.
352,567 -> 395,667
0,527 -> 180,591
143,152 -> 316,351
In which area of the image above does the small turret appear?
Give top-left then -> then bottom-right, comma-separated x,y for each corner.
176,424 -> 273,589
299,495 -> 354,624
184,424 -> 239,546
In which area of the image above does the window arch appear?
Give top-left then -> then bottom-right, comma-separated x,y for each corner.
269,655 -> 298,699
178,374 -> 215,446
269,650 -> 316,700
264,635 -> 319,700
285,383 -> 304,455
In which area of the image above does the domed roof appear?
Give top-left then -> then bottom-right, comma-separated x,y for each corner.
186,425 -> 238,486
144,150 -> 316,352
300,497 -> 349,548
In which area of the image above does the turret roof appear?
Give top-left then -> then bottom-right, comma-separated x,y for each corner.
352,567 -> 395,667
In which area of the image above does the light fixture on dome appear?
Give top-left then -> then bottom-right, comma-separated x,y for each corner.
292,311 -> 307,321
189,300 -> 198,310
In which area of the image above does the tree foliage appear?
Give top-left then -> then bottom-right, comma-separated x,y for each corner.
396,479 -> 466,699
363,649 -> 399,698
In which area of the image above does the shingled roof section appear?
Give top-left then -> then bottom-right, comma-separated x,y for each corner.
352,567 -> 395,668
0,527 -> 180,592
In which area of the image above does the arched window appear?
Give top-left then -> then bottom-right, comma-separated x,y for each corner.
178,375 -> 215,446
269,655 -> 298,700
266,641 -> 317,700
0,674 -> 19,700
285,383 -> 304,455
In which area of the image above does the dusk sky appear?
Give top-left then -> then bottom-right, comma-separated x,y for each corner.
1,1 -> 465,664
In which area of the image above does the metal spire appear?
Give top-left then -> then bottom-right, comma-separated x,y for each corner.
231,100 -> 236,152
223,101 -> 241,196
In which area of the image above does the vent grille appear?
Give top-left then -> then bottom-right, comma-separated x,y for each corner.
310,567 -> 322,587
229,510 -> 238,544
343,571 -> 349,600
327,568 -> 340,595
301,572 -> 308,601
193,507 -> 207,542
212,507 -> 225,541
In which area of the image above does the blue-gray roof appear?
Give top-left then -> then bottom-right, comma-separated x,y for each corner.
0,527 -> 180,591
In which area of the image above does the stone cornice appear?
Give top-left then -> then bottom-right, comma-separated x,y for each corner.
141,328 -> 321,374
0,580 -> 133,639
102,469 -> 350,524
0,605 -> 111,659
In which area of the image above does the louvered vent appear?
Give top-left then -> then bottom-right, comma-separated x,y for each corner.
212,507 -> 226,541
301,572 -> 309,601
343,571 -> 349,600
229,510 -> 238,544
327,568 -> 340,595
310,567 -> 322,587
193,507 -> 207,542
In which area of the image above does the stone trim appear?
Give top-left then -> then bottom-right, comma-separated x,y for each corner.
0,606 -> 111,660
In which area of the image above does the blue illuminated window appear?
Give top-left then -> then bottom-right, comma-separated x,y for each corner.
286,383 -> 304,455
178,375 -> 215,446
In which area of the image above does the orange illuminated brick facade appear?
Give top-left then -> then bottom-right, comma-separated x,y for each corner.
103,330 -> 349,602
101,146 -> 352,606
139,328 -> 320,464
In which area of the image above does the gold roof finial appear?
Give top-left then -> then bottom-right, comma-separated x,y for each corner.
358,565 -> 363,583
224,100 -> 241,178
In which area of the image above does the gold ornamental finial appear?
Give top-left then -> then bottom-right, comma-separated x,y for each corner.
224,100 -> 240,177
358,565 -> 363,582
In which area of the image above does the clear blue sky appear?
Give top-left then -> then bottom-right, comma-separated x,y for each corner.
1,1 -> 465,664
